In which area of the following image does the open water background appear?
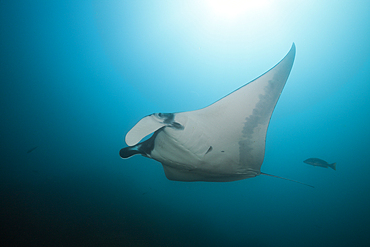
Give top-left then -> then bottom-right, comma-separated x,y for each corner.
1,1 -> 370,246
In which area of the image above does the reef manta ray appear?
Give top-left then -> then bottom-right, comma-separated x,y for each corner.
120,44 -> 312,187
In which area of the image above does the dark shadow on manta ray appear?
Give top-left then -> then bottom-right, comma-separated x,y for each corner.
120,44 -> 314,188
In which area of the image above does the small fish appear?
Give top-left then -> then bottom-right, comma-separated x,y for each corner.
27,146 -> 38,154
304,158 -> 336,170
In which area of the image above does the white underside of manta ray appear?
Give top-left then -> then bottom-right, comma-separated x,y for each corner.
119,44 -> 312,187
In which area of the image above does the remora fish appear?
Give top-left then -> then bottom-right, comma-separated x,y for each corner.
304,158 -> 336,170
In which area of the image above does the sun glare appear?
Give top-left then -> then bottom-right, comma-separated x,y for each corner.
206,0 -> 270,19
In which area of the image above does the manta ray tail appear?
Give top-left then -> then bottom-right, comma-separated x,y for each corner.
260,172 -> 314,188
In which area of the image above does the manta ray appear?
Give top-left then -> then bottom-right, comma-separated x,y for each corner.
119,44 -> 312,187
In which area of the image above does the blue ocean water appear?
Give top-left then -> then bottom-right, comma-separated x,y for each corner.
1,1 -> 370,246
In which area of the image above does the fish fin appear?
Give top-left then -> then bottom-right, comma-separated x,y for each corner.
260,172 -> 315,188
331,163 -> 336,170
